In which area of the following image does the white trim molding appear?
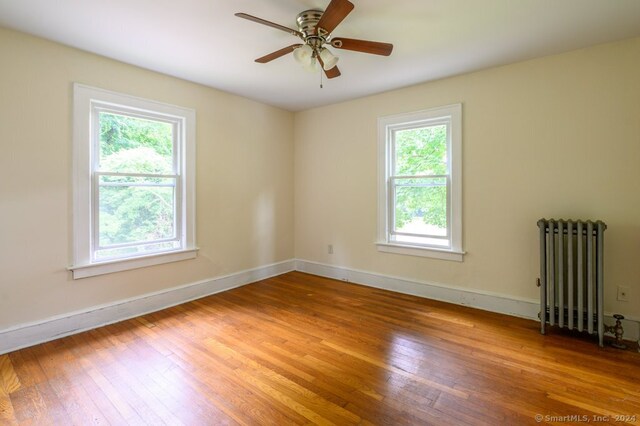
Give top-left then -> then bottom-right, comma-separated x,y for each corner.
376,242 -> 465,261
296,259 -> 538,318
0,259 -> 295,355
69,248 -> 199,279
71,83 -> 197,279
294,259 -> 640,342
377,104 -> 463,261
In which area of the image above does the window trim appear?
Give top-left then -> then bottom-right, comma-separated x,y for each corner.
70,84 -> 197,279
376,104 -> 464,261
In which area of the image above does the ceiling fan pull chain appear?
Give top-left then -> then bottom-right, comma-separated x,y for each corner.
320,67 -> 323,89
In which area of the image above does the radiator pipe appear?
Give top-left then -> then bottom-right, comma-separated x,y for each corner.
538,220 -> 547,335
597,221 -> 605,347
604,314 -> 627,349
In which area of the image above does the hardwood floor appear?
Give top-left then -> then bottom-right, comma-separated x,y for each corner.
1,271 -> 639,425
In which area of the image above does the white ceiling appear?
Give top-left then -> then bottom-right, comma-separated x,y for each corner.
1,0 -> 639,111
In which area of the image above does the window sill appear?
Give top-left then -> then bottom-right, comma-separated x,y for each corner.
69,248 -> 199,279
376,242 -> 465,262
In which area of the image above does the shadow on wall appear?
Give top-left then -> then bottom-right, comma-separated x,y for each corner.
252,188 -> 278,267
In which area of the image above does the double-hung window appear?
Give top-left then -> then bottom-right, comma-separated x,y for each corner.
377,104 -> 463,261
71,84 -> 196,278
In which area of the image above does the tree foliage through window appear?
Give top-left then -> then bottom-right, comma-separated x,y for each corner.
394,125 -> 448,234
97,112 -> 176,257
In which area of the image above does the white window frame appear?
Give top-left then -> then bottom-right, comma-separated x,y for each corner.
70,84 -> 197,279
377,104 -> 464,261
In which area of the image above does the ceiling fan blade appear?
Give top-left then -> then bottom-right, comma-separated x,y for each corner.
324,66 -> 341,79
316,0 -> 354,35
235,13 -> 303,38
317,56 -> 341,79
255,44 -> 303,63
331,38 -> 393,56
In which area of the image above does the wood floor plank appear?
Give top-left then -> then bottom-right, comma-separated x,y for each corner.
7,349 -> 47,390
206,338 -> 361,425
0,376 -> 18,425
0,356 -> 20,424
320,340 -> 469,400
2,271 -> 639,425
158,323 -> 305,425
0,355 -> 21,396
0,393 -> 17,426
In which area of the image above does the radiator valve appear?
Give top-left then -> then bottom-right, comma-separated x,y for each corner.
604,314 -> 627,349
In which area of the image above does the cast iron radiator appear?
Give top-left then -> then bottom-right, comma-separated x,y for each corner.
537,219 -> 607,346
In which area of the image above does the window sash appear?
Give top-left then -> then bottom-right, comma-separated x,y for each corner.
384,118 -> 454,248
90,106 -> 184,261
98,171 -> 177,178
392,232 -> 449,241
388,175 -> 451,241
94,106 -> 180,175
95,237 -> 180,252
389,120 -> 451,178
390,174 -> 449,182
93,172 -> 180,253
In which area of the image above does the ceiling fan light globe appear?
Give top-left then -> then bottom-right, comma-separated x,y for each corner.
303,57 -> 319,73
293,44 -> 314,65
319,48 -> 339,70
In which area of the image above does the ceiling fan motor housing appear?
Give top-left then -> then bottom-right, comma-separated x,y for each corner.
296,10 -> 327,47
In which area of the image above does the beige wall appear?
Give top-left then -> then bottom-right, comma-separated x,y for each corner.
294,37 -> 640,318
1,25 -> 638,332
0,27 -> 294,329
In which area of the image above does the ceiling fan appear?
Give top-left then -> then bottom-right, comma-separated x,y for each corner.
235,0 -> 393,80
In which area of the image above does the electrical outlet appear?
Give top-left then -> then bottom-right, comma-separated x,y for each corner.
617,286 -> 630,302
328,244 -> 333,254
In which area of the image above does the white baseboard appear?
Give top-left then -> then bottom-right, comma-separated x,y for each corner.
294,259 -> 640,342
0,259 -> 295,355
294,259 -> 540,318
2,257 -> 636,355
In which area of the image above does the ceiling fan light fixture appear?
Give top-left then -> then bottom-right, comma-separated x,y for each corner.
237,0 -> 393,81
319,48 -> 339,70
293,44 -> 314,66
303,57 -> 320,73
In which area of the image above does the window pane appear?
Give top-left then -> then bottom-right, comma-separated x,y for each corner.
394,125 -> 447,176
394,177 -> 447,237
99,112 -> 173,174
98,176 -> 176,247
